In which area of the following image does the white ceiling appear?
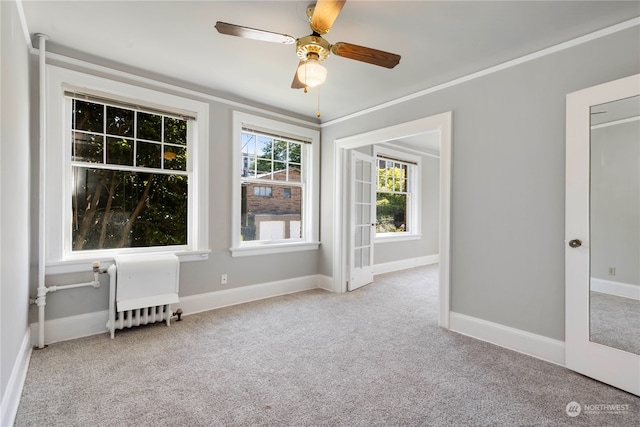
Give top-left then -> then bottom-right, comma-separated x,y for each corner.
21,1 -> 640,125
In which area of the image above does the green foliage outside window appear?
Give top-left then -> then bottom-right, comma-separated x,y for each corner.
71,99 -> 189,251
376,160 -> 408,233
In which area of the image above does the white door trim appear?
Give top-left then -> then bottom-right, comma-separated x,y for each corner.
332,112 -> 452,329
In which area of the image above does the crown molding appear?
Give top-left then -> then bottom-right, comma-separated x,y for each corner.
322,17 -> 640,128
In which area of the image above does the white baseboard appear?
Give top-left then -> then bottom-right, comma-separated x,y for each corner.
317,274 -> 335,292
1,329 -> 32,427
30,310 -> 109,346
374,254 -> 439,276
176,274 -> 321,315
590,278 -> 640,301
449,312 -> 565,366
30,275 -> 322,345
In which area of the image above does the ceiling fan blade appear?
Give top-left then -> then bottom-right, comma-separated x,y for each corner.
291,61 -> 306,89
331,42 -> 401,69
310,0 -> 346,35
215,21 -> 295,45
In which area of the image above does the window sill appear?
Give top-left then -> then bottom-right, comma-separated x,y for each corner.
230,241 -> 321,257
374,234 -> 422,244
45,249 -> 211,275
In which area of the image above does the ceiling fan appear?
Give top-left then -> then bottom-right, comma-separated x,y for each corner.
214,0 -> 401,91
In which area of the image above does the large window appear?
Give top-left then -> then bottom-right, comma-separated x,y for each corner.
232,112 -> 319,256
374,146 -> 421,240
70,97 -> 190,251
45,66 -> 209,273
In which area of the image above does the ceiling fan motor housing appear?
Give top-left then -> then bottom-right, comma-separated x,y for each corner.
296,35 -> 331,62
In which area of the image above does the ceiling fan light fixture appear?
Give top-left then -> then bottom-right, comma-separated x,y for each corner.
297,56 -> 327,88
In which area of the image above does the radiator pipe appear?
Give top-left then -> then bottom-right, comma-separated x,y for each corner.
45,275 -> 101,292
32,262 -> 106,347
35,33 -> 49,350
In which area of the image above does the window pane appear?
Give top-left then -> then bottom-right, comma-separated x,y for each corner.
362,247 -> 371,267
364,161 -> 372,179
242,156 -> 256,178
354,248 -> 362,268
257,136 -> 272,159
73,132 -> 103,163
106,106 -> 134,137
241,183 -> 302,242
253,186 -> 272,197
288,164 -> 301,182
137,112 -> 162,141
376,193 -> 407,233
289,143 -> 301,163
163,146 -> 186,171
106,137 -> 133,166
256,159 -> 272,176
362,227 -> 370,246
363,204 -> 371,224
272,161 -> 287,181
72,167 -> 187,250
136,141 -> 161,168
363,183 -> 371,200
355,225 -> 362,247
355,159 -> 363,181
272,140 -> 288,161
378,167 -> 385,190
242,133 -> 256,156
356,182 -> 364,202
73,100 -> 103,133
164,117 -> 187,145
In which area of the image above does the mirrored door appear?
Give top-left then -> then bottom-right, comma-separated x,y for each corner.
566,74 -> 640,396
589,96 -> 640,355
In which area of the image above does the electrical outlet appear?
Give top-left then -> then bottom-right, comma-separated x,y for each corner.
221,274 -> 228,285
608,267 -> 616,276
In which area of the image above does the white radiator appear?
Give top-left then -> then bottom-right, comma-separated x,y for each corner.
106,253 -> 180,339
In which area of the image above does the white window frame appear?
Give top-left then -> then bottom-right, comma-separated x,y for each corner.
231,111 -> 320,257
373,145 -> 422,243
45,66 -> 210,274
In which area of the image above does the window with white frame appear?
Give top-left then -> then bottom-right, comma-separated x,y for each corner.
45,66 -> 209,272
70,96 -> 191,250
232,111 -> 320,257
374,146 -> 421,239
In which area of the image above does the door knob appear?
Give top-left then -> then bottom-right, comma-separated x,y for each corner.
568,239 -> 582,248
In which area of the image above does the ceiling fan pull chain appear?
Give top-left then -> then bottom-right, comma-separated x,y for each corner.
317,86 -> 321,118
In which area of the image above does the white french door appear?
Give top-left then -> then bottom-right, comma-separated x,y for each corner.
348,151 -> 375,291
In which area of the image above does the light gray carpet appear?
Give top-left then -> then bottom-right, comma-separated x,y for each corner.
590,291 -> 640,355
15,265 -> 639,426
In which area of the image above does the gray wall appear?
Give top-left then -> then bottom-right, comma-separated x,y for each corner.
320,27 -> 640,341
1,0 -> 31,405
590,120 -> 640,286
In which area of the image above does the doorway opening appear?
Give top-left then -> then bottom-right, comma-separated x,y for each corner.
332,112 -> 452,328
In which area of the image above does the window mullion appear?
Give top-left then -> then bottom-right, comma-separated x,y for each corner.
133,111 -> 138,167
102,104 -> 107,164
